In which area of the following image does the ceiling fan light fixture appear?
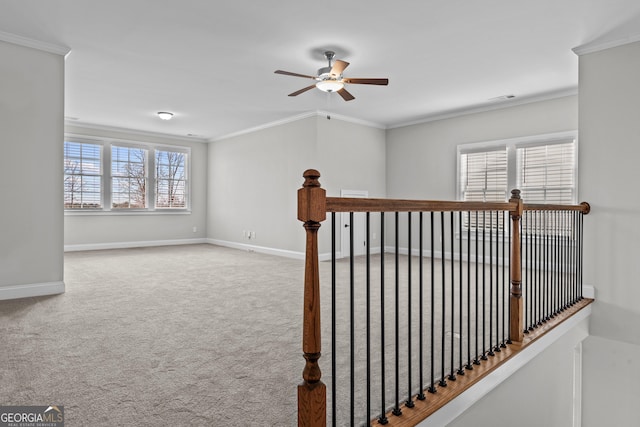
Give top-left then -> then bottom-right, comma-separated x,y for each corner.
157,111 -> 174,121
316,80 -> 344,93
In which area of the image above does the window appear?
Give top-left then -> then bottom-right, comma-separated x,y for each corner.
64,135 -> 190,213
457,131 -> 577,229
155,150 -> 187,208
517,142 -> 575,204
459,148 -> 508,202
64,141 -> 103,209
112,145 -> 148,209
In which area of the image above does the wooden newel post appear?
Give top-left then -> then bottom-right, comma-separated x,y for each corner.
297,169 -> 327,427
509,189 -> 524,344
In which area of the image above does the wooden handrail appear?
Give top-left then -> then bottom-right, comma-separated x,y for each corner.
327,197 -> 515,213
524,201 -> 591,213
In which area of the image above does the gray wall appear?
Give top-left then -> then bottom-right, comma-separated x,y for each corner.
207,114 -> 386,255
63,125 -> 208,249
385,95 -> 578,200
578,41 -> 640,427
0,40 -> 65,298
445,317 -> 588,427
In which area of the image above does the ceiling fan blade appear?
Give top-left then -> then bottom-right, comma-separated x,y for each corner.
343,77 -> 389,85
330,60 -> 349,76
288,84 -> 317,97
337,88 -> 355,101
275,70 -> 317,79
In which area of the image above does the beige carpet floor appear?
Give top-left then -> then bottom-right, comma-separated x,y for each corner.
0,244 -> 305,426
1,244 -> 515,426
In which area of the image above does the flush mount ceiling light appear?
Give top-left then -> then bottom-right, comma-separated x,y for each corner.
157,111 -> 174,120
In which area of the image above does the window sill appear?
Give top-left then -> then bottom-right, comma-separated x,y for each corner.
64,210 -> 192,216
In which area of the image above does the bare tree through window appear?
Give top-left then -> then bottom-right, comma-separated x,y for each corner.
156,150 -> 186,208
112,146 -> 147,208
64,141 -> 102,209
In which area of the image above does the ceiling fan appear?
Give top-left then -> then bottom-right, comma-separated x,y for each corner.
274,51 -> 389,101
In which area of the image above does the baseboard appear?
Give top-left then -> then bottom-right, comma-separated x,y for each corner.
0,281 -> 65,301
64,238 -> 208,252
583,285 -> 595,299
207,239 -> 307,260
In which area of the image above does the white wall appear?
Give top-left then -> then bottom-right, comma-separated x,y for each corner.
0,40 -> 65,299
63,125 -> 208,250
578,41 -> 640,427
207,114 -> 386,256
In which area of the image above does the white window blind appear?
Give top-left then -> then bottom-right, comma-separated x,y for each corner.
64,141 -> 102,209
517,141 -> 576,204
457,132 -> 578,233
155,150 -> 187,208
460,148 -> 508,202
111,145 -> 148,209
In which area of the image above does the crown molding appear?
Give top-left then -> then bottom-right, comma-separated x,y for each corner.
0,30 -> 70,57
388,88 -> 578,130
315,110 -> 386,129
209,110 -> 386,142
572,33 -> 640,56
209,111 -> 317,142
64,120 -> 209,144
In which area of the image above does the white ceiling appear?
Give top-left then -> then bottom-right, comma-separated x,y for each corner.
1,0 -> 640,141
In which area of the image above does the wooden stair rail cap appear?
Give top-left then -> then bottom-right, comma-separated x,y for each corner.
298,169 -> 326,223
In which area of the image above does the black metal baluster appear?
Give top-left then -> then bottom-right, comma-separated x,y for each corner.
528,210 -> 534,331
449,212 -> 456,380
567,211 -> 572,305
571,211 -> 582,304
579,212 -> 584,300
561,211 -> 565,310
366,212 -> 371,424
535,211 -> 541,327
406,213 -> 414,408
349,212 -> 355,426
527,210 -> 532,327
542,211 -> 551,323
553,211 -> 561,316
571,211 -> 580,305
474,211 -> 481,364
440,212 -> 447,387
331,213 -> 337,427
466,212 -> 473,369
551,211 -> 557,317
429,212 -> 437,393
495,211 -> 501,352
532,210 -> 536,328
481,211 -> 487,361
393,212 -> 401,417
458,211 -> 466,374
418,213 -> 426,401
378,213 -> 388,425
501,211 -> 507,348
489,211 -> 495,355
507,209 -> 513,345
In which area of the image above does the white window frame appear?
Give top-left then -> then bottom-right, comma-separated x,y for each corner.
64,134 -> 191,215
64,138 -> 104,209
456,131 -> 578,235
